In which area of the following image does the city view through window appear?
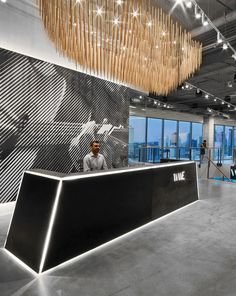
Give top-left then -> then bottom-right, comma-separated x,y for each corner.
128,117 -> 236,164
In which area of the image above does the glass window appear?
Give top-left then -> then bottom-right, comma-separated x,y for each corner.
234,128 -> 236,162
191,122 -> 203,161
234,128 -> 236,148
163,120 -> 177,159
128,116 -> 146,163
224,126 -> 233,159
214,125 -> 224,160
147,118 -> 162,162
191,123 -> 203,147
178,121 -> 191,160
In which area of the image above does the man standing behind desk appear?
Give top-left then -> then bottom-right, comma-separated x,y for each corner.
83,140 -> 108,172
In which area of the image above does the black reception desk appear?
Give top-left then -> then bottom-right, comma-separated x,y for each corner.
5,161 -> 198,273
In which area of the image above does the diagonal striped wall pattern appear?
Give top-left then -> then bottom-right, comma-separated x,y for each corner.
0,48 -> 134,203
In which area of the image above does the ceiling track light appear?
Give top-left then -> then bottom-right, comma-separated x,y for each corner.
217,31 -> 223,44
192,1 -> 236,59
201,14 -> 208,26
194,4 -> 201,19
184,82 -> 236,113
222,43 -> 228,50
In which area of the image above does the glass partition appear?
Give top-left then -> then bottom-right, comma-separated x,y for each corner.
214,125 -> 224,161
163,120 -> 177,159
224,126 -> 233,159
178,121 -> 191,159
191,122 -> 203,160
146,118 -> 162,162
234,127 -> 236,148
128,116 -> 146,163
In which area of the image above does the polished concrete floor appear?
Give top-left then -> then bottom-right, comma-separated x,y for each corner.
0,179 -> 236,296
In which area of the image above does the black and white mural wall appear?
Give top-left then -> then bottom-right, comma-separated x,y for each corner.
0,48 -> 134,203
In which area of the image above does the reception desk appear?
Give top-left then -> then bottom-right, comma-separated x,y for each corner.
5,161 -> 198,273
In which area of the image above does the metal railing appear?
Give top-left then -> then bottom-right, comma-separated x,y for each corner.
128,146 -> 236,163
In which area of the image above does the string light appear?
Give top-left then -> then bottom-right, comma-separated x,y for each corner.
116,0 -> 123,6
131,9 -> 139,18
113,17 -> 120,26
96,6 -> 103,16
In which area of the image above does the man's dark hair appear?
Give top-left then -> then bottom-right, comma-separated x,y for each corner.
90,140 -> 100,146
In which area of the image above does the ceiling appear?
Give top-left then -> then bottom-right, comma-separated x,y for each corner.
1,0 -> 236,120
138,0 -> 236,120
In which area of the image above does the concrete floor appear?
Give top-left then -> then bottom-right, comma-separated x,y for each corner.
0,179 -> 236,296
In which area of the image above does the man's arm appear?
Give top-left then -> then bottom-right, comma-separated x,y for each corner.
83,156 -> 91,172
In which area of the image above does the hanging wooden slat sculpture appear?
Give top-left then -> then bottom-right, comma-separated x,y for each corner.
38,0 -> 202,95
